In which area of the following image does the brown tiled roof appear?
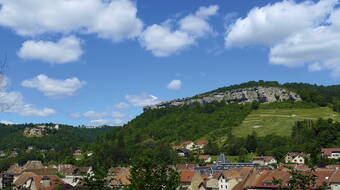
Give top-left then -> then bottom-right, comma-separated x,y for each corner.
314,169 -> 334,186
222,167 -> 254,180
176,164 -> 198,170
32,175 -> 64,190
326,165 -> 340,169
261,169 -> 291,185
330,170 -> 340,183
13,172 -> 35,187
25,168 -> 58,175
321,148 -> 340,156
180,170 -> 195,183
6,164 -> 23,175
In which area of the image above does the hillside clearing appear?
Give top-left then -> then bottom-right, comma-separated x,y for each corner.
232,107 -> 340,137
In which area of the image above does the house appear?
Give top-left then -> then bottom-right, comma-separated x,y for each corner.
284,152 -> 309,164
176,148 -> 190,157
251,156 -> 277,166
330,170 -> 340,190
58,164 -> 93,187
218,167 -> 254,190
196,140 -> 209,149
107,167 -> 130,188
179,170 -> 196,189
12,172 -> 35,190
32,175 -> 65,190
199,155 -> 212,163
172,145 -> 183,151
322,148 -> 340,159
0,151 -> 6,158
182,141 -> 195,150
23,160 -> 44,169
73,149 -> 82,156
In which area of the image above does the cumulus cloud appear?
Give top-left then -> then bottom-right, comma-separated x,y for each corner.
140,5 -> 218,56
71,111 -> 107,119
114,102 -> 129,110
0,120 -> 14,125
125,93 -> 160,107
0,90 -> 55,116
167,79 -> 182,90
89,119 -> 110,127
18,36 -> 83,64
0,0 -> 143,42
22,74 -> 86,98
112,111 -> 128,118
225,0 -> 340,77
225,0 -> 336,47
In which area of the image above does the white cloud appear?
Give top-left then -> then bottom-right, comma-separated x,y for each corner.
71,111 -> 107,119
22,74 -> 86,98
140,5 -> 218,56
0,120 -> 14,125
140,25 -> 194,57
83,111 -> 107,118
89,119 -> 110,127
179,5 -> 218,38
167,79 -> 182,90
114,102 -> 129,110
0,90 -> 55,116
225,0 -> 340,77
113,119 -> 124,125
0,0 -> 143,42
125,93 -> 160,107
225,0 -> 337,47
18,36 -> 83,64
112,111 -> 127,118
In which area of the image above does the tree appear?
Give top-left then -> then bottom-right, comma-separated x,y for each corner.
273,166 -> 317,190
126,158 -> 179,190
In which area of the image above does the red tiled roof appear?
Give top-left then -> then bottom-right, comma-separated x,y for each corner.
180,170 -> 195,183
199,155 -> 210,160
182,141 -> 194,145
252,156 -> 275,162
172,145 -> 183,150
321,148 -> 340,156
196,140 -> 208,145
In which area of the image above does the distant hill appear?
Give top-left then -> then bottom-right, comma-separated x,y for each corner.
86,81 -> 340,169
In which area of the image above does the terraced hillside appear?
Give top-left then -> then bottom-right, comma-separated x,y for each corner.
233,107 -> 340,137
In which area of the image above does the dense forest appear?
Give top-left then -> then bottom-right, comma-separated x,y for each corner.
0,123 -> 117,171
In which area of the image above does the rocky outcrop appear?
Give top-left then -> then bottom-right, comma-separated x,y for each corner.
144,86 -> 301,110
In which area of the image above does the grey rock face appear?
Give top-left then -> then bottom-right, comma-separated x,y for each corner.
144,86 -> 301,110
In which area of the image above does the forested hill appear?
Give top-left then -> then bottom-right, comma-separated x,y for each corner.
85,81 -> 340,169
0,123 -> 118,170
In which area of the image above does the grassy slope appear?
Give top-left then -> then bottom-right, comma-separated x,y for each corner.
233,107 -> 340,137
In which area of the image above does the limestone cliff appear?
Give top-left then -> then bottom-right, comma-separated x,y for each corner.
144,86 -> 301,110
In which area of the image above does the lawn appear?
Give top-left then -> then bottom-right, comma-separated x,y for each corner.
232,107 -> 340,137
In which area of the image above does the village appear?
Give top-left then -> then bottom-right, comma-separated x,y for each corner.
0,140 -> 339,190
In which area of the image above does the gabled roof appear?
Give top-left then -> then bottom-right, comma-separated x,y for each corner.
182,141 -> 194,145
32,175 -> 63,190
180,170 -> 196,183
23,160 -> 43,169
25,168 -> 58,175
199,155 -> 211,160
13,172 -> 35,187
321,148 -> 340,156
176,164 -> 199,170
330,170 -> 340,183
196,140 -> 208,145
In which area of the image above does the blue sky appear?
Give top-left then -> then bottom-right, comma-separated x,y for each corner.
0,0 -> 340,126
